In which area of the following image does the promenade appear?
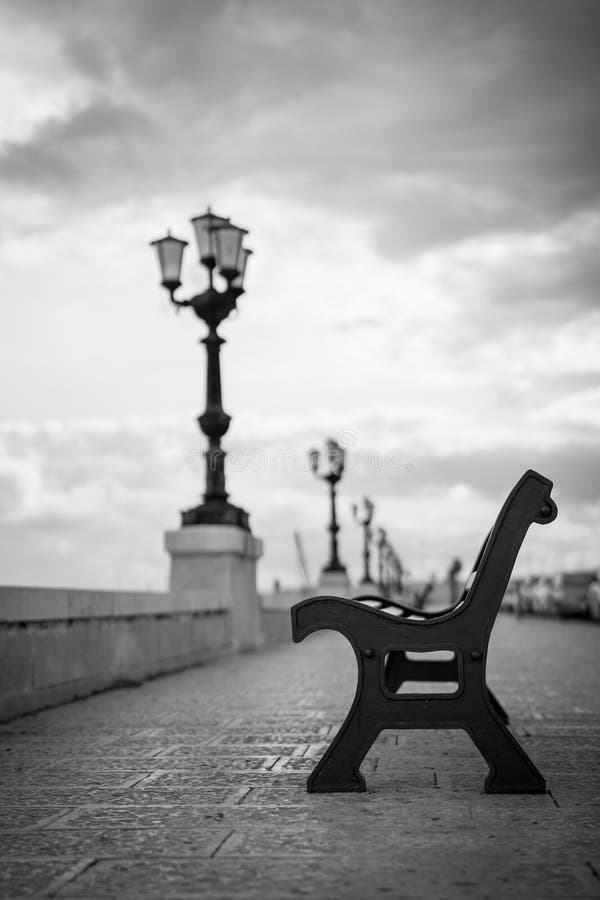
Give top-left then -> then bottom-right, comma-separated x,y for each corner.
1,613 -> 599,899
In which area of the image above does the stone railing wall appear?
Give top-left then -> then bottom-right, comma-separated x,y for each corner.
0,584 -> 294,722
260,588 -> 305,646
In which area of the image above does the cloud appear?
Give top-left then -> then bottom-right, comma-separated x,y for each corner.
2,0 -> 598,242
0,97 -> 153,192
335,316 -> 382,333
437,211 -> 600,312
0,416 -> 187,590
404,210 -> 600,369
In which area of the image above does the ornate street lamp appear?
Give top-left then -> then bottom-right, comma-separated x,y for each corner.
309,438 -> 348,578
150,208 -> 252,530
352,496 -> 375,585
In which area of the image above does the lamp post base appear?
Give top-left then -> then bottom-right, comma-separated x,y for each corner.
353,579 -> 383,599
181,500 -> 250,531
318,568 -> 351,597
165,524 -> 264,651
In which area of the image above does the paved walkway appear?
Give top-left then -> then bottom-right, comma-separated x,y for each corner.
1,614 -> 599,899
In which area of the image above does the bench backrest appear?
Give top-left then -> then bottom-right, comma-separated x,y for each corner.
352,470 -> 556,626
456,470 -> 556,624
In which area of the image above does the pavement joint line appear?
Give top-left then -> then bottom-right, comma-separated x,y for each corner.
236,787 -> 254,805
204,732 -> 236,747
585,861 -> 600,883
126,771 -> 169,789
222,786 -> 254,806
202,717 -> 238,731
114,774 -> 157,789
547,789 -> 561,808
210,830 -> 242,858
44,856 -> 97,897
304,742 -> 329,758
148,746 -> 177,758
27,809 -> 76,831
292,744 -> 309,757
46,809 -> 94,830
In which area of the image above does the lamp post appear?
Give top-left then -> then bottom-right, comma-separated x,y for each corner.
352,496 -> 375,585
388,547 -> 404,594
376,527 -> 403,597
151,208 -> 253,530
448,556 -> 463,605
377,527 -> 388,595
309,438 -> 348,579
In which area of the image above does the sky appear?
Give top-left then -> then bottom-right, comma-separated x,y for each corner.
0,0 -> 599,592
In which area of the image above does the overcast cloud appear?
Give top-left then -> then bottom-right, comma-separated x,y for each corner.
0,0 -> 599,589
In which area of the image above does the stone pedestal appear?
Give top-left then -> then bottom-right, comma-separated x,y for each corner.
317,569 -> 352,597
353,580 -> 382,597
165,525 -> 264,652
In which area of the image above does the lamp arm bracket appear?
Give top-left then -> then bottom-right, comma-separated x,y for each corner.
170,295 -> 192,309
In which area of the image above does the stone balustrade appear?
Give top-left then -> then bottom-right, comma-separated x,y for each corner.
0,582 -> 292,722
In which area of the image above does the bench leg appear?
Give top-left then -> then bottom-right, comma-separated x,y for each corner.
308,707 -> 380,793
468,711 -> 546,794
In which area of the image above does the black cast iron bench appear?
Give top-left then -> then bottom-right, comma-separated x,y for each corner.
291,470 -> 557,794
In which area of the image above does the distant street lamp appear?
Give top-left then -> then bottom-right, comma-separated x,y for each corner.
150,208 -> 253,530
376,526 -> 404,597
352,496 -> 375,585
448,556 -> 463,605
377,527 -> 388,594
309,438 -> 348,578
388,546 -> 404,594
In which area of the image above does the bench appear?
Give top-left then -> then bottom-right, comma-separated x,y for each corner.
291,470 -> 557,794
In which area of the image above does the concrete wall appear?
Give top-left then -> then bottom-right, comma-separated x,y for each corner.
0,586 -> 233,722
260,607 -> 293,645
259,587 -> 307,646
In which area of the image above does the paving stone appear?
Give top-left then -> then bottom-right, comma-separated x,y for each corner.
1,616 -> 599,898
0,858 -> 80,897
56,852 -> 599,899
0,787 -> 143,806
0,772 -> 151,789
270,755 -> 378,773
206,731 -> 331,744
0,806 -> 72,831
0,826 -> 232,858
163,744 -> 307,759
